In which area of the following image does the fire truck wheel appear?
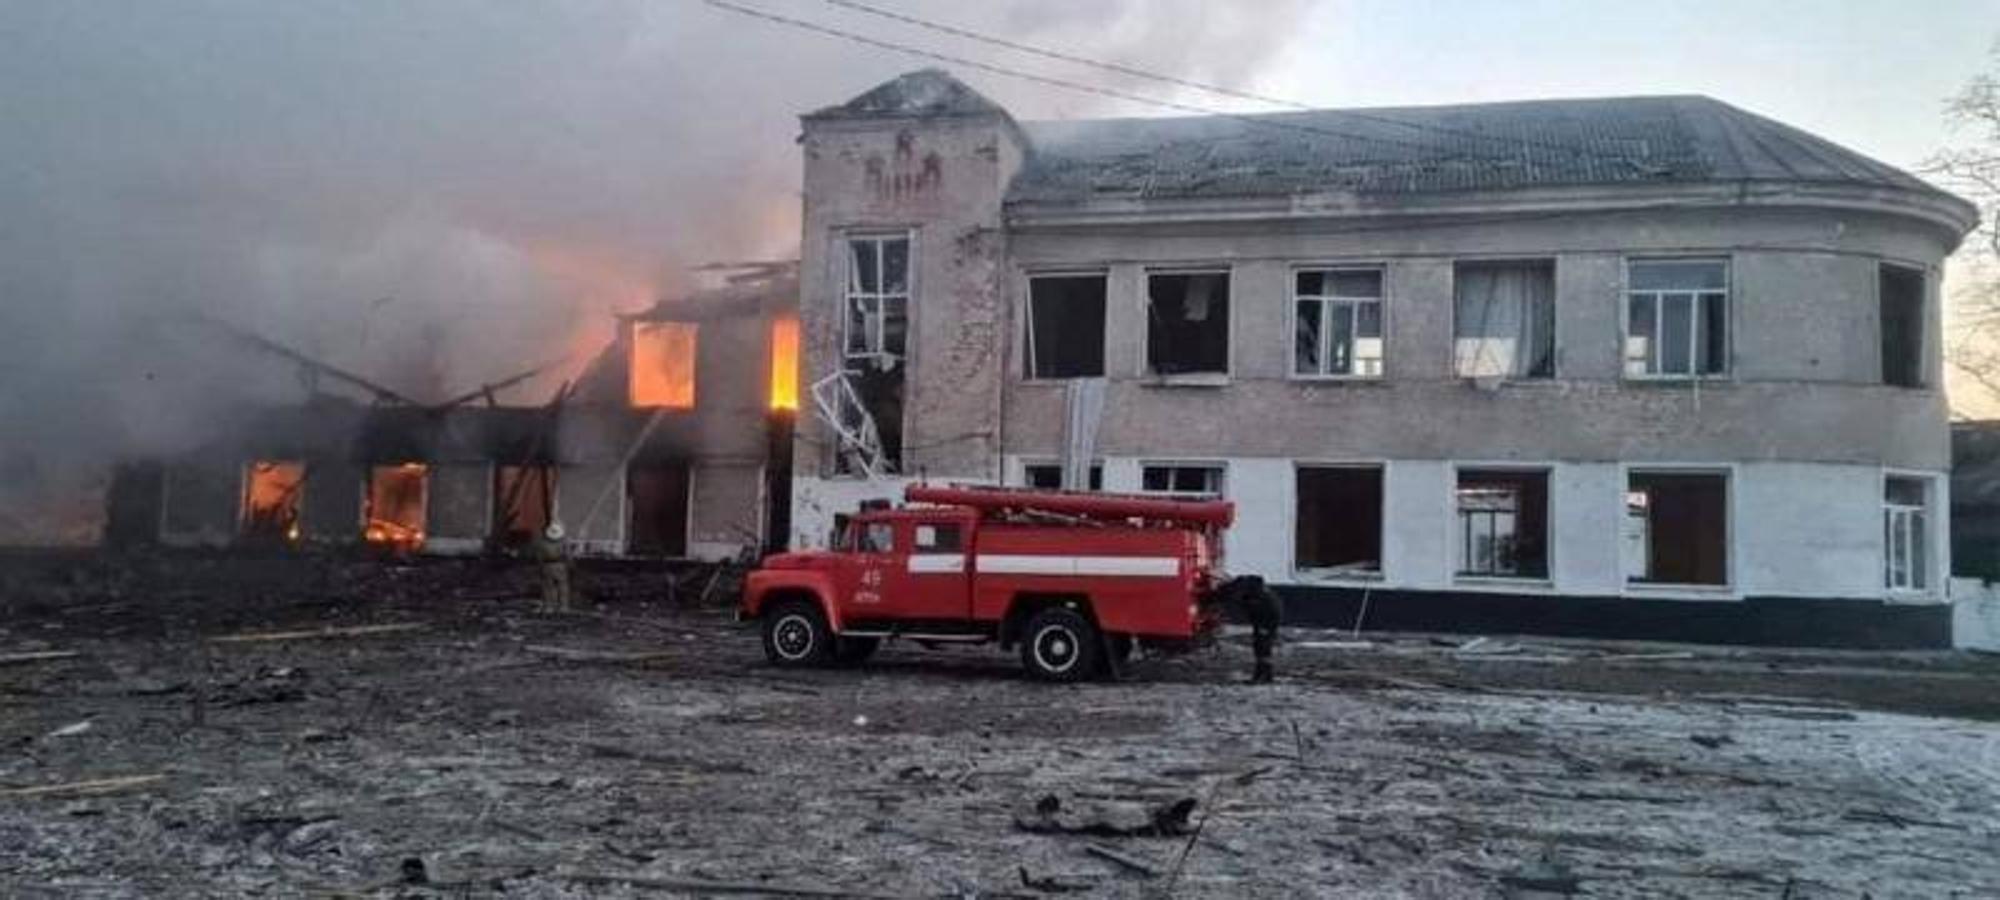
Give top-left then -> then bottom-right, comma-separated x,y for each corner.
1021,607 -> 1102,683
833,636 -> 880,666
763,600 -> 834,667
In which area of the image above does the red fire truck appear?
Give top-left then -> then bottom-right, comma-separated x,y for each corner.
741,485 -> 1234,681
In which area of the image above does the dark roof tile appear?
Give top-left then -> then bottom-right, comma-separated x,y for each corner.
1009,95 -> 1946,203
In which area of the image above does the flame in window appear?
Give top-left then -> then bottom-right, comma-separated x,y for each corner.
365,463 -> 428,550
242,461 -> 304,542
769,315 -> 799,411
629,321 -> 697,409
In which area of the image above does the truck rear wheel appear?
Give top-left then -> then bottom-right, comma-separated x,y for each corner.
763,599 -> 834,667
1020,607 -> 1102,683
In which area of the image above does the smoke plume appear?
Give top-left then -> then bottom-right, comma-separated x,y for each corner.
0,0 -> 1308,541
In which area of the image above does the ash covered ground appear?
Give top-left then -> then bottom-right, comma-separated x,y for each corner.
3,552 -> 1998,898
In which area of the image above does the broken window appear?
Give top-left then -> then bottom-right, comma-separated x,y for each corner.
1624,471 -> 1728,585
1885,476 -> 1930,591
1026,274 -> 1107,378
1141,463 -> 1224,496
1147,271 -> 1230,376
1455,469 -> 1549,578
240,460 -> 304,542
769,315 -> 800,411
1294,466 -> 1383,573
365,463 -> 428,549
629,321 -> 698,408
493,465 -> 556,547
1294,269 -> 1384,377
845,235 -> 910,365
1455,261 -> 1554,378
1625,260 -> 1727,377
1880,264 -> 1925,388
1023,462 -> 1103,491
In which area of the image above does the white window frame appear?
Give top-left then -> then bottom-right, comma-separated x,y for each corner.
1452,466 -> 1552,582
842,232 -> 912,365
1883,473 -> 1933,594
1022,269 -> 1109,381
1142,267 -> 1234,380
1138,460 -> 1227,498
1622,258 -> 1730,380
1291,265 -> 1387,379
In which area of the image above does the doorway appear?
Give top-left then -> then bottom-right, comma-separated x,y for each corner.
627,463 -> 690,556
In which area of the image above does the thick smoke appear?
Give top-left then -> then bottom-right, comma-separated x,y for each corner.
0,0 -> 1308,541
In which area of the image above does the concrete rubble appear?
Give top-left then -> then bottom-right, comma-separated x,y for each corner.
2,552 -> 1997,897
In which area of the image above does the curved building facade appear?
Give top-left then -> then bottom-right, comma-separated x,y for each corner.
791,70 -> 1978,647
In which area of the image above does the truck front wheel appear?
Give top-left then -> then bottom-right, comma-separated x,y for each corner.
763,599 -> 834,667
1020,607 -> 1102,683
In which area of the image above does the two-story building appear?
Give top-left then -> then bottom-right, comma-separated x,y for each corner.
790,70 -> 1977,648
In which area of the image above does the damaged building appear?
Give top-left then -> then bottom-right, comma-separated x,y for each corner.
111,263 -> 800,561
789,69 -> 1977,647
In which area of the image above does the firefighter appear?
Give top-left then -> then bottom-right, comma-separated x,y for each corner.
533,522 -> 572,612
1215,574 -> 1284,683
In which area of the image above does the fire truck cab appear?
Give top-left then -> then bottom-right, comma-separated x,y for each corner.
742,485 -> 1234,681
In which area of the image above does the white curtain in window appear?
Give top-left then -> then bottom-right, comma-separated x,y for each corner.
1455,264 -> 1554,378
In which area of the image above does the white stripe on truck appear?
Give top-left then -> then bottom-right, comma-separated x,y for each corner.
906,553 -> 966,573
974,554 -> 1180,577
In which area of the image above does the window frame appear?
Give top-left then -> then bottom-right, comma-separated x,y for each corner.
1621,257 -> 1731,381
1882,472 -> 1934,594
841,231 -> 914,366
1290,461 -> 1388,580
1141,266 -> 1235,381
1290,264 -> 1388,380
1450,257 -> 1558,381
1877,262 -> 1928,389
1137,460 -> 1228,498
1619,464 -> 1735,594
1451,465 -> 1553,583
1018,458 -> 1105,491
1022,269 -> 1110,382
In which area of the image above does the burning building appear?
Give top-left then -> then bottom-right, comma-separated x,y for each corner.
108,263 -> 799,560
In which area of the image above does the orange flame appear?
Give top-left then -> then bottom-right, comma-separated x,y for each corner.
365,463 -> 428,550
242,460 -> 305,542
769,315 -> 799,412
629,321 -> 697,409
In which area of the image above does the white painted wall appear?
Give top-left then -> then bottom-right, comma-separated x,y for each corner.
812,457 -> 1947,604
1552,464 -> 1624,594
1951,578 -> 2000,650
1222,458 -> 1290,578
1735,463 -> 1881,598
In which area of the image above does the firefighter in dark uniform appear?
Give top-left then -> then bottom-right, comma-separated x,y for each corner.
1214,574 -> 1284,683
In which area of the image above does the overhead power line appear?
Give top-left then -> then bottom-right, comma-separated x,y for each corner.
823,0 -> 1312,111
703,0 -> 1507,161
812,0 -> 1644,170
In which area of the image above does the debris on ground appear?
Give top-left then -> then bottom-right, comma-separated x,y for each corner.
1,550 -> 1998,896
